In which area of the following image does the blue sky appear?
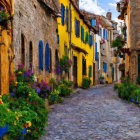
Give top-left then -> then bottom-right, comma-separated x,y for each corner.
80,0 -> 120,21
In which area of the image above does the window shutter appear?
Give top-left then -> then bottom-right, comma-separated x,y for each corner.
89,66 -> 92,78
66,7 -> 68,31
91,19 -> 95,26
61,4 -> 64,25
89,35 -> 93,45
81,26 -> 82,40
103,29 -> 105,39
39,40 -> 43,70
45,42 -> 50,71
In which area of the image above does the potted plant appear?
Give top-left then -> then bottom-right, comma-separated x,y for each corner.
99,75 -> 105,84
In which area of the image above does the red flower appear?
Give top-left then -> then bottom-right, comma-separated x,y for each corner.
35,128 -> 38,131
24,123 -> 28,128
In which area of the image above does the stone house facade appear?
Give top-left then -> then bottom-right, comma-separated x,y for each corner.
13,0 -> 60,82
117,0 -> 140,83
81,10 -> 118,84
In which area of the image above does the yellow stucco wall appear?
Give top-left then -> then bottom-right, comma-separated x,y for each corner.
58,0 -> 94,87
0,0 -> 14,95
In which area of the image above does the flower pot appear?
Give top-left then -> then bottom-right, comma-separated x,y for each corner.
0,124 -> 9,138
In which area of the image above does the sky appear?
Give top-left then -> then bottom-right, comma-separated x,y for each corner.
79,0 -> 121,22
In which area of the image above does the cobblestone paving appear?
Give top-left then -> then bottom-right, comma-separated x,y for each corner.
41,85 -> 140,140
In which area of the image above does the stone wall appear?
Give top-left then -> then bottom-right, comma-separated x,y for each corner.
13,0 -> 59,82
129,0 -> 140,82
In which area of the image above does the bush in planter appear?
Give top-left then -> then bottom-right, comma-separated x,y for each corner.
32,80 -> 50,98
58,84 -> 73,97
48,90 -> 63,105
82,77 -> 91,89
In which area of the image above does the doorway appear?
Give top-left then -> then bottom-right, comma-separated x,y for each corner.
73,56 -> 78,88
138,53 -> 140,78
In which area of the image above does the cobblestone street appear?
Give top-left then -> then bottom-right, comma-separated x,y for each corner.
41,85 -> 140,140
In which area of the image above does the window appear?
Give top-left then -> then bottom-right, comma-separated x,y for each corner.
61,4 -> 65,25
55,50 -> 59,65
29,41 -> 33,69
95,43 -> 99,61
57,35 -> 59,44
75,19 -> 80,37
49,48 -> 52,72
82,57 -> 86,75
45,42 -> 50,72
91,19 -> 96,26
21,34 -> 25,65
38,40 -> 43,70
89,65 -> 92,78
103,62 -> 107,73
99,27 -> 101,36
64,45 -> 67,56
85,32 -> 89,43
89,35 -> 93,46
103,28 -> 105,39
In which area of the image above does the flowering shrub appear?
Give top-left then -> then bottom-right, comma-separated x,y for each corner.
59,56 -> 72,73
15,63 -> 34,83
48,90 -> 63,105
1,89 -> 48,140
82,77 -> 91,89
33,80 -> 50,98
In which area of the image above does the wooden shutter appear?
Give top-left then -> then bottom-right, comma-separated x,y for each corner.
66,7 -> 68,31
89,66 -> 92,78
45,42 -> 50,71
61,4 -> 64,25
39,40 -> 43,70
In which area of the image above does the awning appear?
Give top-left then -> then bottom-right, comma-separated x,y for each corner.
71,43 -> 88,55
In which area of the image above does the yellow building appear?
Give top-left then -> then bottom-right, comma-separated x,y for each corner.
0,0 -> 14,95
58,0 -> 96,87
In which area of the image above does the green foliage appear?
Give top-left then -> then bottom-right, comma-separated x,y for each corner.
114,77 -> 140,104
0,86 -> 48,140
136,76 -> 140,85
111,36 -> 124,49
48,90 -> 63,105
0,8 -> 9,22
82,77 -> 91,89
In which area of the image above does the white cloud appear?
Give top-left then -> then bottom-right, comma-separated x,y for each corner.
79,0 -> 106,15
108,3 -> 116,7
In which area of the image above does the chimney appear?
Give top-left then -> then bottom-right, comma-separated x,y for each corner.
106,12 -> 112,20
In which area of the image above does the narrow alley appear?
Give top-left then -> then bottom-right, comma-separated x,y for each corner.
41,86 -> 140,140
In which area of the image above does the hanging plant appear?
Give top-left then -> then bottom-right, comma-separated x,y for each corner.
59,56 -> 72,73
0,7 -> 10,29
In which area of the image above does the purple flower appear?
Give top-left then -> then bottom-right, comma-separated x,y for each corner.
36,88 -> 41,94
10,92 -> 15,96
46,85 -> 50,91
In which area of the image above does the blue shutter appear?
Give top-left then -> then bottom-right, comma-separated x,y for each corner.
104,62 -> 107,73
95,43 -> 98,61
66,7 -> 68,31
91,19 -> 95,26
45,42 -> 50,71
76,20 -> 79,36
39,40 -> 43,70
103,29 -> 105,39
61,4 -> 64,25
89,35 -> 93,45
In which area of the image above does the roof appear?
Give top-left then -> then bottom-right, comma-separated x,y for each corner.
38,0 -> 61,17
80,10 -> 114,30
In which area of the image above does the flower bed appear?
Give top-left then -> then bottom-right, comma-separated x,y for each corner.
114,77 -> 140,105
0,63 -> 74,139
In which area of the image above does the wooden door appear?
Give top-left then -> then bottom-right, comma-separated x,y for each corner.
73,56 -> 78,88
